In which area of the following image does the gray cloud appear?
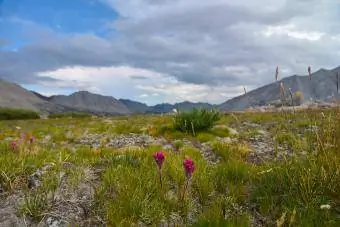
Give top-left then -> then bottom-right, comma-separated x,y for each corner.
1,0 -> 340,92
129,75 -> 149,80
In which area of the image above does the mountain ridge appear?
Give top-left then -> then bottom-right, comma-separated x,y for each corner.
1,65 -> 340,114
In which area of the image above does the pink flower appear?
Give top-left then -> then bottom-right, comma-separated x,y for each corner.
29,136 -> 36,144
20,133 -> 26,141
153,151 -> 165,169
183,157 -> 195,179
10,141 -> 18,151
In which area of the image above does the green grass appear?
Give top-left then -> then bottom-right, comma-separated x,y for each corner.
48,112 -> 92,119
1,109 -> 340,225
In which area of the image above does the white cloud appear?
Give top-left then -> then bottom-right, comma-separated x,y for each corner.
139,94 -> 149,98
261,24 -> 325,41
3,0 -> 340,105
35,65 -> 257,104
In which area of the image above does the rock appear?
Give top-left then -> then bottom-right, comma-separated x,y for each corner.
213,125 -> 229,129
243,122 -> 261,128
27,174 -> 40,189
257,130 -> 267,135
65,131 -> 74,140
46,217 -> 62,227
198,142 -> 221,164
0,208 -> 25,227
76,133 -> 157,149
227,127 -> 238,136
217,137 -> 234,144
162,144 -> 173,151
28,164 -> 54,189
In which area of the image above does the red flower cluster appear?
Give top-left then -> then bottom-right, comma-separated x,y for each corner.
153,151 -> 165,169
29,136 -> 36,144
10,141 -> 18,151
183,158 -> 195,179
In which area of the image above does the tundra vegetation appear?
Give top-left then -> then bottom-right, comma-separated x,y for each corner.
0,108 -> 339,226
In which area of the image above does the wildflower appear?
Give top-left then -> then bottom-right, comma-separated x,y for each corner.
180,156 -> 195,201
20,133 -> 26,141
183,157 -> 195,179
320,204 -> 331,210
29,135 -> 36,144
153,151 -> 165,169
10,141 -> 18,151
153,151 -> 165,190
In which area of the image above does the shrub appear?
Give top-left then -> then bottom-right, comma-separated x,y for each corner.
48,112 -> 91,119
173,109 -> 221,135
0,108 -> 40,120
294,91 -> 304,106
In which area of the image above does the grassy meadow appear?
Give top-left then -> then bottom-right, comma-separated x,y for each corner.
0,108 -> 340,226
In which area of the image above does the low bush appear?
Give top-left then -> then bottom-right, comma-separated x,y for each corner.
173,109 -> 221,135
0,108 -> 40,120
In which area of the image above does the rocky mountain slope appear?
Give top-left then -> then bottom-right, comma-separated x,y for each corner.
119,99 -> 149,114
50,91 -> 132,115
0,80 -> 44,111
0,79 -> 71,114
220,67 -> 340,111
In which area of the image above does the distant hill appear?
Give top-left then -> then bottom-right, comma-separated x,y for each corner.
175,101 -> 215,111
119,99 -> 148,113
219,67 -> 340,111
50,91 -> 132,115
146,101 -> 215,114
146,103 -> 174,114
1,65 -> 340,115
30,91 -> 53,102
0,80 -> 44,112
0,79 -> 68,114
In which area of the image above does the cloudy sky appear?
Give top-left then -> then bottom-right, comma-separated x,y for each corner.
1,0 -> 339,105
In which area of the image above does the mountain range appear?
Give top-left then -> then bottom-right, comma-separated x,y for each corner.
0,66 -> 339,115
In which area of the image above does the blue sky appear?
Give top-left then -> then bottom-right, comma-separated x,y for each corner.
1,0 -> 340,105
1,0 -> 117,48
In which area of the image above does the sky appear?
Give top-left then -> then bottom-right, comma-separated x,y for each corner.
1,0 -> 340,105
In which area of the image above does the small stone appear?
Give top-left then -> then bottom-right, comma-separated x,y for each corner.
257,130 -> 267,135
320,204 -> 331,210
227,127 -> 238,135
0,209 -> 25,227
28,174 -> 40,189
162,144 -> 173,150
46,216 -> 62,227
65,131 -> 74,140
213,124 -> 228,129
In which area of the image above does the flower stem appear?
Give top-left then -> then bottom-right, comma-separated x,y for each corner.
181,178 -> 190,202
158,168 -> 163,190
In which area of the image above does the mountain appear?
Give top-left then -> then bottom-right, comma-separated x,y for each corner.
30,91 -> 53,102
146,103 -> 174,114
0,79 -> 70,114
219,67 -> 340,111
146,101 -> 215,114
175,101 -> 215,111
2,65 -> 340,115
119,99 -> 148,113
50,91 -> 131,115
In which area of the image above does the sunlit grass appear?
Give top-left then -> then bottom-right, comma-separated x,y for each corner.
1,109 -> 340,225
